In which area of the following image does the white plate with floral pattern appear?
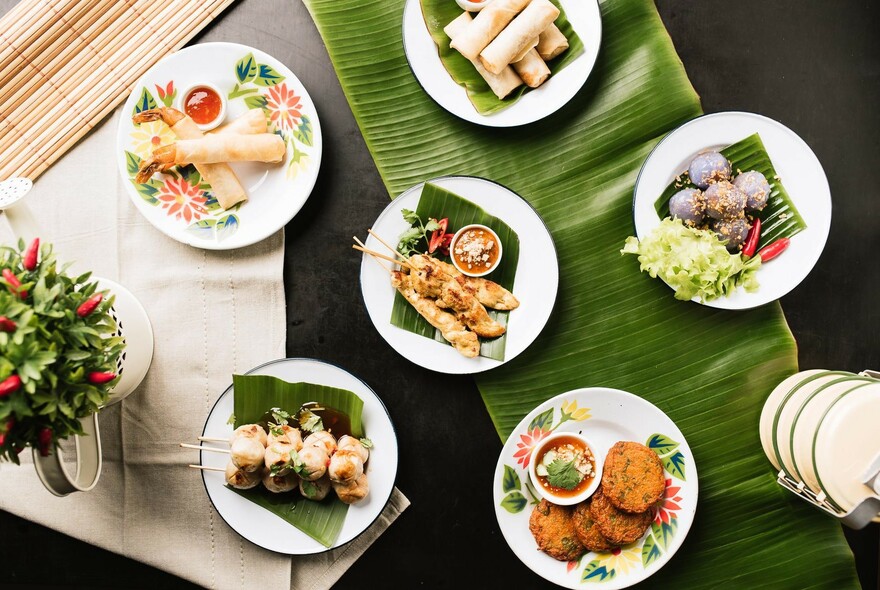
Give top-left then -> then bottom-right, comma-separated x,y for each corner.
116,42 -> 322,250
493,388 -> 697,589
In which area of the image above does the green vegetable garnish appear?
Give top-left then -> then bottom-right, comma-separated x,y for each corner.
359,437 -> 373,449
397,209 -> 441,257
270,407 -> 291,425
268,422 -> 285,437
546,458 -> 582,490
299,408 -> 323,433
622,217 -> 762,302
226,413 -> 236,425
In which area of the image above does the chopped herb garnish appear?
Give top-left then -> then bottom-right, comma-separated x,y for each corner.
298,408 -> 323,433
270,407 -> 291,425
359,437 -> 373,449
546,458 -> 582,490
397,209 -> 441,257
268,422 -> 285,437
288,449 -> 309,477
226,413 -> 236,425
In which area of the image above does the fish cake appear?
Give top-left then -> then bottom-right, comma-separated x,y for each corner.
601,441 -> 665,513
528,499 -> 585,561
589,489 -> 653,546
572,500 -> 616,553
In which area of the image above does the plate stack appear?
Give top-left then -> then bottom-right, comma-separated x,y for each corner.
760,369 -> 880,528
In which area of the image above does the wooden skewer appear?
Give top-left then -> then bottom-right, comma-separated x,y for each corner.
367,228 -> 402,257
189,464 -> 225,472
354,236 -> 392,274
180,443 -> 230,454
198,436 -> 230,444
352,244 -> 414,270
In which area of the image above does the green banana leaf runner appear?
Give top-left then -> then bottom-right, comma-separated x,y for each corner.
654,132 -> 808,248
420,0 -> 583,114
303,0 -> 859,586
228,374 -> 365,547
390,182 -> 520,360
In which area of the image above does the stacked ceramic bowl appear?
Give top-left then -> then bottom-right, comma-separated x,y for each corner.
760,369 -> 880,528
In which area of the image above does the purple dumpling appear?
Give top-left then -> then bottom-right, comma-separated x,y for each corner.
733,170 -> 772,211
688,151 -> 732,189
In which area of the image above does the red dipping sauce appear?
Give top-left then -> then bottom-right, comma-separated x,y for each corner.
184,86 -> 223,125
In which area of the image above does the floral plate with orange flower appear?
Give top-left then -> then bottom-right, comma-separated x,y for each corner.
115,42 -> 321,250
493,387 -> 697,589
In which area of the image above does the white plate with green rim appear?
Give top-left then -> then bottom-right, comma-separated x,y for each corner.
198,358 -> 398,554
116,42 -> 322,250
759,369 -> 826,470
401,0 -> 602,126
633,112 -> 831,310
493,388 -> 697,589
359,175 -> 558,374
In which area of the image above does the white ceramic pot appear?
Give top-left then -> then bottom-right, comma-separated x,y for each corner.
32,278 -> 153,496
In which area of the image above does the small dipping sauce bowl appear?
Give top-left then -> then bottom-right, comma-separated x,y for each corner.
178,82 -> 226,131
450,223 -> 503,277
455,0 -> 490,11
529,431 -> 602,506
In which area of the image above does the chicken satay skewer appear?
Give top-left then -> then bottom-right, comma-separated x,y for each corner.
354,237 -> 392,275
367,228 -> 404,258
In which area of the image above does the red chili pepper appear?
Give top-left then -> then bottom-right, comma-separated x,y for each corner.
427,218 -> 449,253
76,293 -> 103,318
0,316 -> 16,332
23,238 -> 39,271
741,218 -> 761,258
438,232 -> 454,257
87,371 -> 117,384
757,238 -> 791,262
38,427 -> 52,457
2,268 -> 26,299
0,434 -> 5,446
0,375 -> 21,397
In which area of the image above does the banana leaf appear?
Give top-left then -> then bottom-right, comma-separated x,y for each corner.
389,182 -> 520,360
304,0 -> 859,586
655,133 -> 807,248
420,0 -> 584,114
229,374 -> 365,547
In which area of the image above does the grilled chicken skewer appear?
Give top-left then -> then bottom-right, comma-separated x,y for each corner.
408,254 -> 519,311
408,266 -> 505,338
391,271 -> 480,358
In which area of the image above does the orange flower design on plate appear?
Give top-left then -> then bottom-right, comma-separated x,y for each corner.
655,478 -> 682,525
265,82 -> 302,134
156,177 -> 208,224
513,427 -> 549,469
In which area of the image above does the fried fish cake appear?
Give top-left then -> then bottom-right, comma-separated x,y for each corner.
589,488 -> 653,546
572,500 -> 617,553
601,441 -> 665,513
528,499 -> 585,561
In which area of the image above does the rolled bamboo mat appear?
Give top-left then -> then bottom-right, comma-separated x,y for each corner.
0,0 -> 236,180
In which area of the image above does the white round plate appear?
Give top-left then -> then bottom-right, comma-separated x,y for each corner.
402,0 -> 602,127
360,176 -> 558,374
494,388 -> 697,589
492,387 -> 699,590
633,111 -> 832,310
199,358 -> 398,554
117,42 -> 322,250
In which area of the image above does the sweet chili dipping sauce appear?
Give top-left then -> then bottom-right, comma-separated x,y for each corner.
184,86 -> 223,125
533,434 -> 596,497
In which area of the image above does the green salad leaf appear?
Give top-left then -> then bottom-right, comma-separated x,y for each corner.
622,218 -> 762,301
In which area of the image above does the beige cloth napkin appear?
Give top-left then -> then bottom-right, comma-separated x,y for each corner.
0,106 -> 408,589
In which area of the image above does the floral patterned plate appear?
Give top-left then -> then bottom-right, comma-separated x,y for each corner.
116,42 -> 322,249
493,388 -> 698,589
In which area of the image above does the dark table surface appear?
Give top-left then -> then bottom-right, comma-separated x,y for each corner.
0,0 -> 877,588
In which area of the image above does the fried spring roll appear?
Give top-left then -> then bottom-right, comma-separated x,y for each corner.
536,23 -> 569,61
479,0 -> 560,75
449,0 -> 532,61
445,12 -> 523,100
512,48 -> 550,88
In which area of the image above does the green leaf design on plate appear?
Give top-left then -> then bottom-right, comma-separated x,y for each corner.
642,531 -> 662,567
654,133 -> 807,248
130,179 -> 160,205
582,560 -> 615,582
502,464 -> 521,494
528,408 -> 554,432
651,518 -> 677,552
215,215 -> 239,241
662,451 -> 686,481
419,0 -> 584,115
180,164 -> 202,187
293,114 -> 313,147
388,182 -> 520,361
125,150 -> 141,176
254,63 -> 285,87
500,491 -> 527,514
235,52 -> 258,83
186,219 -> 217,238
132,87 -> 157,116
647,433 -> 680,456
244,95 -> 268,110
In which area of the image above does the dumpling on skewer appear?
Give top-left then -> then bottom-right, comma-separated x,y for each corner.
337,435 -> 370,464
303,430 -> 337,455
231,424 -> 267,447
297,445 -> 330,481
230,436 -> 265,473
264,441 -> 296,476
225,461 -> 261,490
268,423 -> 303,449
328,450 -> 364,484
333,473 -> 370,505
300,476 -> 332,501
263,470 -> 299,494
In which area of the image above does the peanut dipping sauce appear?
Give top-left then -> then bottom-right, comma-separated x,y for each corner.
533,434 -> 596,498
452,227 -> 499,272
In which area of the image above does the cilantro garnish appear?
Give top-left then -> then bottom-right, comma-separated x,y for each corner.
359,437 -> 373,449
397,209 -> 441,257
298,408 -> 323,433
546,458 -> 582,490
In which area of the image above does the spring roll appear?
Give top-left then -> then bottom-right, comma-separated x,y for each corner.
479,0 -> 560,75
210,109 -> 268,136
536,23 -> 569,60
511,36 -> 539,63
449,0 -> 532,61
160,135 -> 285,164
512,48 -> 550,88
445,12 -> 523,100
